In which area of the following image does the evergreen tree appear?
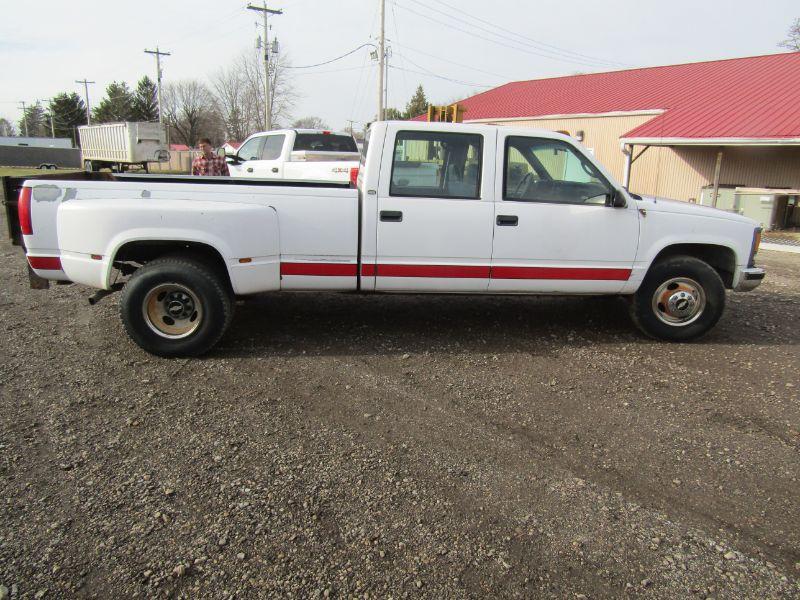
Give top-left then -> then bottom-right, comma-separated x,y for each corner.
47,92 -> 87,140
131,76 -> 159,121
93,81 -> 135,123
404,85 -> 428,119
18,102 -> 47,137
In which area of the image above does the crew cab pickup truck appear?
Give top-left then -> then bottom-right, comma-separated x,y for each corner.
226,128 -> 360,183
7,121 -> 765,356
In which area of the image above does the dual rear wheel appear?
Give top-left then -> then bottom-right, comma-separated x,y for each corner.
119,256 -> 233,357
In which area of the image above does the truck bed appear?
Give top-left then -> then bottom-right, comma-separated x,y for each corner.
2,172 -> 351,246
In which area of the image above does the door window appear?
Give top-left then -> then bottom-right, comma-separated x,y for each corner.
261,135 -> 285,160
504,136 -> 611,205
237,136 -> 265,161
390,131 -> 482,199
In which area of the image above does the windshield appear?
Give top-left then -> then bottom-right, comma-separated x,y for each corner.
293,134 -> 358,153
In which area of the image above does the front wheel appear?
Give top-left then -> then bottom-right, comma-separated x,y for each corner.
119,255 -> 233,356
630,256 -> 725,342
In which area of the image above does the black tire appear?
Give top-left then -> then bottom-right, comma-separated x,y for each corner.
630,255 -> 725,342
119,255 -> 233,357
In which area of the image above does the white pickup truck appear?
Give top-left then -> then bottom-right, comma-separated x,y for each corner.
227,128 -> 360,183
11,121 -> 764,356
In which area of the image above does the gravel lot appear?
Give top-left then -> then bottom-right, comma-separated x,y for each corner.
1,215 -> 799,598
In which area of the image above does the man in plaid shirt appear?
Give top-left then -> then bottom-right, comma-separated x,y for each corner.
192,137 -> 230,176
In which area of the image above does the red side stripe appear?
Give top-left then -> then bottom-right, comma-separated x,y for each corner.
490,266 -> 631,281
28,256 -> 62,270
280,262 -> 357,277
375,264 -> 491,278
281,262 -> 630,281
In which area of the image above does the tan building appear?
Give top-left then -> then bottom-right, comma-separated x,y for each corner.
429,52 -> 800,229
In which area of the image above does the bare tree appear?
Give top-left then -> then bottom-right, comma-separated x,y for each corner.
238,50 -> 298,132
162,79 -> 224,147
291,116 -> 329,129
211,63 -> 249,142
779,17 -> 800,50
0,117 -> 17,137
211,50 -> 298,140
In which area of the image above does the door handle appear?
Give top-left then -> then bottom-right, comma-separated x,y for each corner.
496,215 -> 519,226
380,210 -> 403,222
271,167 -> 279,173
246,167 -> 253,173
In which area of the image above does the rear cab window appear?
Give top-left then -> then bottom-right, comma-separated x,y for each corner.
293,134 -> 358,152
389,130 -> 482,199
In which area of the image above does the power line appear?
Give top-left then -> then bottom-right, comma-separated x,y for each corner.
389,64 -> 491,88
424,0 -> 631,68
393,1 -> 626,70
285,43 -> 375,69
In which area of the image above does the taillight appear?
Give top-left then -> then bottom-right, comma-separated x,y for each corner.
349,166 -> 359,187
18,186 -> 32,235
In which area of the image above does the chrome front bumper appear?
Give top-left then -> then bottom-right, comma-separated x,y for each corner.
734,267 -> 766,292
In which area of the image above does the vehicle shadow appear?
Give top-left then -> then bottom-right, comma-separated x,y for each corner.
214,290 -> 796,359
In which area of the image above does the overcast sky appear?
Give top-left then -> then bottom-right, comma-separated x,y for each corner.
1,0 -> 796,135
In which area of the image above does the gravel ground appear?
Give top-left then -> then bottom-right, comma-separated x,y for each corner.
1,218 -> 799,598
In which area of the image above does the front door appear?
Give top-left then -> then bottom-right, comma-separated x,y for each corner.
228,135 -> 265,178
490,133 -> 639,293
244,134 -> 286,178
372,126 -> 496,292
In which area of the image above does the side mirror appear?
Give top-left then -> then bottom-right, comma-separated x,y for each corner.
216,147 -> 226,158
607,188 -> 627,208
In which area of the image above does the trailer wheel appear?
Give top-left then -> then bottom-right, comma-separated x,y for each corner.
119,255 -> 234,357
629,255 -> 725,342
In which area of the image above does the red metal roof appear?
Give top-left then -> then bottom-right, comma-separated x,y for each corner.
416,52 -> 800,140
170,143 -> 190,151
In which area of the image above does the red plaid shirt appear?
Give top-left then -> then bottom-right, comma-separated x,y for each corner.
192,153 -> 230,176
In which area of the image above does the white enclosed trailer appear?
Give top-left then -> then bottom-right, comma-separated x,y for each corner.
78,122 -> 169,172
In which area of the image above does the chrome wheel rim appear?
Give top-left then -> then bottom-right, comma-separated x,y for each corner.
142,283 -> 203,339
651,277 -> 706,327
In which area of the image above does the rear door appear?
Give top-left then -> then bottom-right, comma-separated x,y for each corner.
490,132 -> 639,293
371,125 -> 495,292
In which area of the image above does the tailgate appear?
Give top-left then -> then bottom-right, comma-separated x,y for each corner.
2,171 -> 105,246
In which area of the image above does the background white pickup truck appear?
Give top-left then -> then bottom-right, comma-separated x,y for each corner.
227,128 -> 360,183
11,121 -> 764,356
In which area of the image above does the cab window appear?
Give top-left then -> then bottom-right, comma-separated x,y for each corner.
261,135 -> 285,160
237,136 -> 265,161
390,131 -> 482,200
504,136 -> 611,205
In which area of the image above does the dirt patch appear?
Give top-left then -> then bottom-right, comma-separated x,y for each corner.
1,221 -> 798,598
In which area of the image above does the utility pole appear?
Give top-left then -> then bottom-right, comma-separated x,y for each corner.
75,79 -> 95,125
377,0 -> 385,121
144,46 -> 171,124
18,101 -> 28,136
345,119 -> 355,137
248,1 -> 282,131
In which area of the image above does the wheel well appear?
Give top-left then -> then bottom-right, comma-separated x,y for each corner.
651,244 -> 736,288
113,240 -> 232,288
